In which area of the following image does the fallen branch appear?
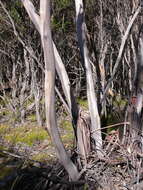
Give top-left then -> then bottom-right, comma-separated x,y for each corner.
91,121 -> 130,133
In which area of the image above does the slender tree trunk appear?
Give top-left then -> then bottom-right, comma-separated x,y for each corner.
21,0 -> 79,181
131,25 -> 143,149
74,0 -> 103,157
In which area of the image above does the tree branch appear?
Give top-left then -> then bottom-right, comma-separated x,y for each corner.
101,6 -> 141,105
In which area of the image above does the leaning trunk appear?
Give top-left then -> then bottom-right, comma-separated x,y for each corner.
39,0 -> 79,181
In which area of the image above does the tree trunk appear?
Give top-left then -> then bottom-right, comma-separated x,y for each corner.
21,0 -> 79,181
74,0 -> 103,157
131,25 -> 143,150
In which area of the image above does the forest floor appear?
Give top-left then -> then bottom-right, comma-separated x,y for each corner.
0,115 -> 75,162
0,113 -> 77,189
0,103 -> 143,189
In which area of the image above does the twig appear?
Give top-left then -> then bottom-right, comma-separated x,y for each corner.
91,121 -> 130,133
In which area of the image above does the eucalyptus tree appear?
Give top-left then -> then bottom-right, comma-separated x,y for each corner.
21,0 -> 79,181
74,0 -> 103,158
129,25 -> 143,150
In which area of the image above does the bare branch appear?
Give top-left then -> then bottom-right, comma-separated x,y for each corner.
101,6 -> 141,104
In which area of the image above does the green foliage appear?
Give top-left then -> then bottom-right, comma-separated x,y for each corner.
51,16 -> 71,32
60,119 -> 74,147
10,7 -> 20,23
62,133 -> 74,148
4,0 -> 26,33
32,152 -> 49,162
113,95 -> 127,109
27,114 -> 37,122
24,97 -> 35,107
60,120 -> 72,131
0,124 -> 10,134
55,0 -> 71,9
77,98 -> 88,109
0,108 -> 11,117
4,126 -> 49,146
83,183 -> 89,190
0,99 -> 21,123
9,1 -> 22,24
51,0 -> 73,32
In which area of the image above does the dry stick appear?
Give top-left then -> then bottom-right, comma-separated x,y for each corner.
0,48 -> 10,57
107,137 -> 119,157
92,121 -> 143,138
101,6 -> 141,107
91,121 -> 130,133
55,86 -> 70,114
